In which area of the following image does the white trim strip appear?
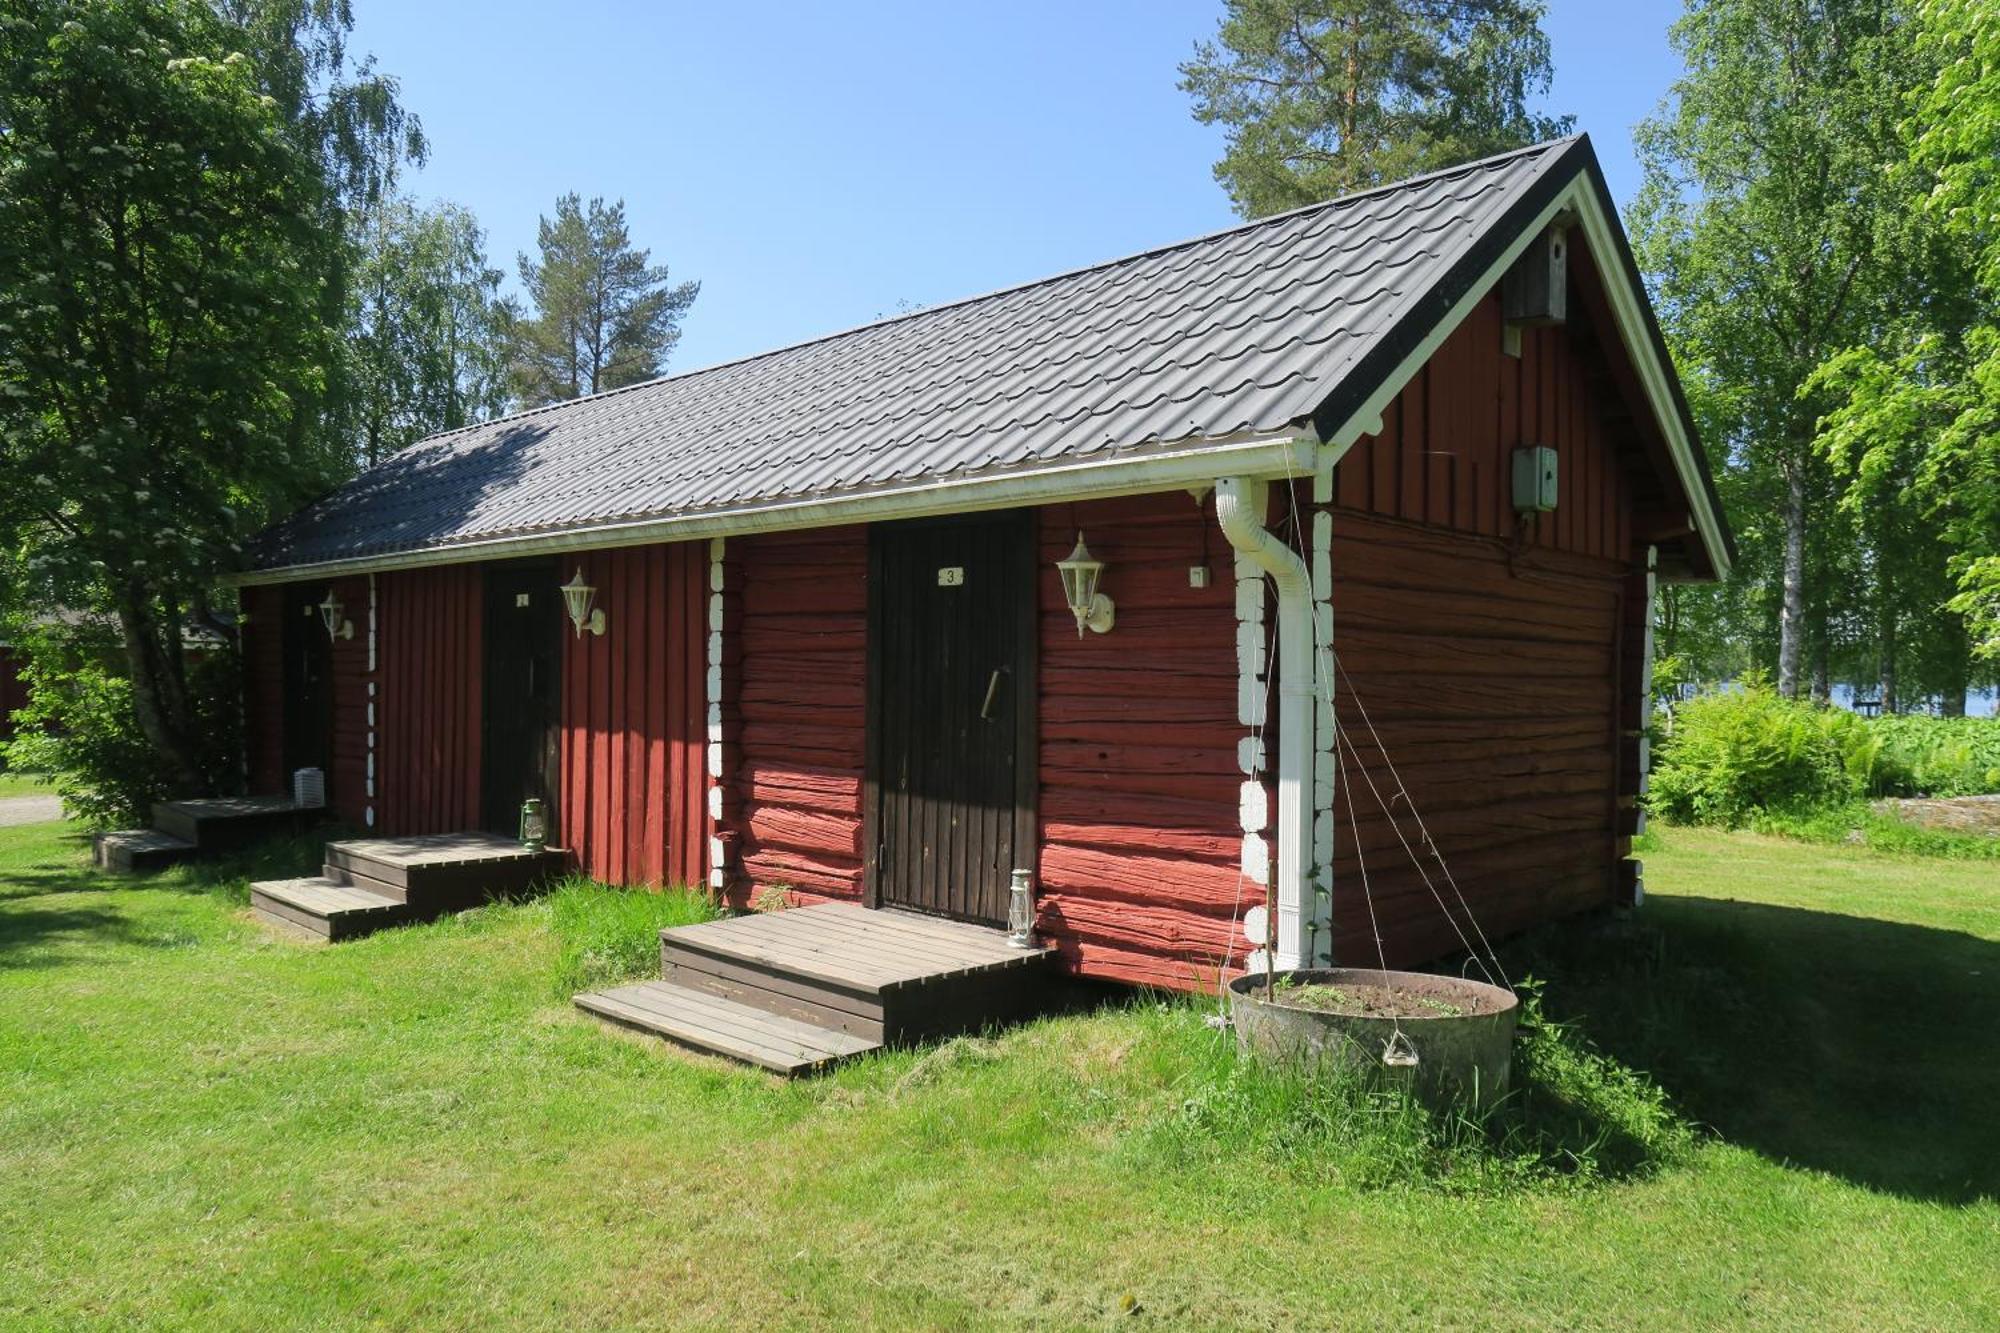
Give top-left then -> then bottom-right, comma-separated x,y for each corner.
705,537 -> 726,891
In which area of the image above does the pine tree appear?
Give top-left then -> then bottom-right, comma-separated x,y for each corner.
1180,0 -> 1572,217
510,195 -> 699,405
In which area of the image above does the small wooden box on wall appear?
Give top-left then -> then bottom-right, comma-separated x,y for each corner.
1501,224 -> 1568,355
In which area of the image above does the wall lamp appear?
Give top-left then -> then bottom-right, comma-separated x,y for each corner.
317,590 -> 354,641
1056,532 -> 1115,637
561,566 -> 606,638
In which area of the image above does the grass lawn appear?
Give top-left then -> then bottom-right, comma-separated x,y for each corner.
0,770 -> 50,799
1,821 -> 1994,1329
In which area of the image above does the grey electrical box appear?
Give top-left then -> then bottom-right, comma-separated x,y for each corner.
1512,445 -> 1559,512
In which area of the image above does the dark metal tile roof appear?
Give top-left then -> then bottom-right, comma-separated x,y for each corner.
248,139 -> 1581,572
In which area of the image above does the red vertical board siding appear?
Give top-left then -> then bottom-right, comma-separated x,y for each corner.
326,574 -> 370,825
376,564 -> 483,835
1036,494 -> 1245,991
1332,267 -> 1636,564
557,542 -> 707,887
241,584 -> 285,793
729,526 -> 869,905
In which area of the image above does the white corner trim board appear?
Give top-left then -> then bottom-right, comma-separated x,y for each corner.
705,538 -> 726,891
1216,476 -> 1313,973
364,572 -> 378,828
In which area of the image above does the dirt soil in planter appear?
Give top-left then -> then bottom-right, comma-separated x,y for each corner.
1263,979 -> 1504,1020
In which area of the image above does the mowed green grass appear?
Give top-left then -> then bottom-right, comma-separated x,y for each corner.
1,820 -> 1994,1330
0,769 -> 50,799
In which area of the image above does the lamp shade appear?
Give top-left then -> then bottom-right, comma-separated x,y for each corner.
560,567 -> 598,637
1055,533 -> 1115,637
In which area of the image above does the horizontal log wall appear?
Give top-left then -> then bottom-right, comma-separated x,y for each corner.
1035,493 -> 1244,990
558,542 -> 708,888
1333,288 -> 1634,563
240,584 -> 285,794
375,564 -> 482,835
729,526 -> 869,906
1325,512 -> 1624,964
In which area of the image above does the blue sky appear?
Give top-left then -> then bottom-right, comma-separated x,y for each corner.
349,1 -> 1687,373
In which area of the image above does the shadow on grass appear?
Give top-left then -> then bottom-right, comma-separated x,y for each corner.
1509,896 -> 1998,1205
0,829 -> 326,969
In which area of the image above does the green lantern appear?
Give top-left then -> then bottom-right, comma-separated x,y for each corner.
519,798 -> 547,852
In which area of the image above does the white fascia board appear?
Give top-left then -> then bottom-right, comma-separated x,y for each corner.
1320,178 -> 1732,578
231,431 -> 1316,585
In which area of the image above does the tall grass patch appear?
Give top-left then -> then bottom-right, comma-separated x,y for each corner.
547,875 -> 721,996
1121,989 -> 1692,1196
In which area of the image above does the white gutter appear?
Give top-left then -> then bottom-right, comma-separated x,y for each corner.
1215,475 -> 1314,972
231,433 -> 1316,586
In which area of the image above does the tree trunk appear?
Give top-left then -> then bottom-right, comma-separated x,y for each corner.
1878,601 -> 1898,714
1777,462 -> 1807,697
114,593 -> 205,796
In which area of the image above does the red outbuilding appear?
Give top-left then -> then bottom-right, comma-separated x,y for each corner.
234,138 -> 1732,993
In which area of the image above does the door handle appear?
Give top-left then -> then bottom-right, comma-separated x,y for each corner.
979,668 -> 1005,720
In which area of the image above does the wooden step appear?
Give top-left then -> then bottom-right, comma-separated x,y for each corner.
325,833 -> 563,908
574,979 -> 880,1075
153,795 -> 315,852
250,875 -> 409,941
93,829 -> 196,875
662,942 -> 887,1041
658,904 -> 1057,1045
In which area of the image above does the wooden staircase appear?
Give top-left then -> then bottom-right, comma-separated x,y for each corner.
575,902 -> 1056,1075
94,796 -> 319,873
250,832 -> 566,941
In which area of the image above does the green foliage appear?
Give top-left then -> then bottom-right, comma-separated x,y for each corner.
1648,680 -> 1853,825
1179,0 -> 1571,217
344,197 -> 512,465
1631,0 -> 1965,702
509,194 -> 699,405
0,0 -> 348,791
1812,0 -> 2000,664
2,623 -> 240,826
547,875 -> 721,998
1652,680 -> 2000,829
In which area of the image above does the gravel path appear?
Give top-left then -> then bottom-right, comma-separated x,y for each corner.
0,794 -> 64,827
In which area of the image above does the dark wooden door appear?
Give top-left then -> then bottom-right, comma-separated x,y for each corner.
481,561 -> 562,836
866,511 -> 1037,924
281,583 -> 332,782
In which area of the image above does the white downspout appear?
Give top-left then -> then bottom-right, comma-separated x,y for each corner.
1215,476 -> 1314,971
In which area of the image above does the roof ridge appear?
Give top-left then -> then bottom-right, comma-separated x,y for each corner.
410,137 -> 1578,450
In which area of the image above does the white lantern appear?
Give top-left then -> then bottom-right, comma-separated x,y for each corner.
317,590 -> 353,641
1006,867 -> 1038,949
561,567 -> 605,637
1055,533 -> 1115,638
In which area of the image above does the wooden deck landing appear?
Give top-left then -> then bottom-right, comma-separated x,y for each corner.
576,903 -> 1057,1074
251,832 -> 565,940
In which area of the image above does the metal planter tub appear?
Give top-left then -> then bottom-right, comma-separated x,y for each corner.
1228,967 -> 1519,1107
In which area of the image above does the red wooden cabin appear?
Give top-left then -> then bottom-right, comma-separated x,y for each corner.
236,138 -> 1731,989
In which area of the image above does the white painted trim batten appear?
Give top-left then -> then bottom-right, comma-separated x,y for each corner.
705,538 -> 726,891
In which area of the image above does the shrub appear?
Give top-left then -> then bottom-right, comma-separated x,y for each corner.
548,876 -> 721,997
1648,679 -> 1853,826
2,630 -> 242,827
